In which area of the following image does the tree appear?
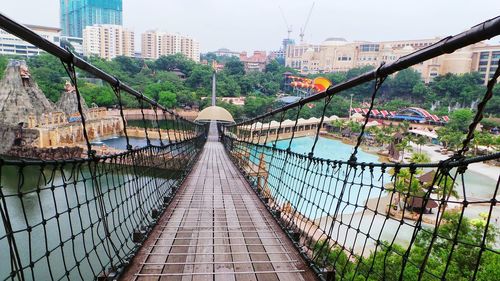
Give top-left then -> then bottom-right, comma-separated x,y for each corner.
415,135 -> 427,152
410,152 -> 430,163
447,108 -> 474,133
158,91 -> 177,109
389,68 -> 422,102
224,57 -> 245,76
243,95 -> 274,118
114,56 -> 143,75
0,55 -> 7,78
154,53 -> 196,74
330,119 -> 345,133
265,60 -> 280,74
78,83 -> 116,107
396,139 -> 413,161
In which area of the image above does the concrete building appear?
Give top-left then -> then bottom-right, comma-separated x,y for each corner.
60,36 -> 84,55
213,48 -> 240,57
0,25 -> 61,57
60,0 -> 123,38
141,31 -> 200,62
239,51 -> 268,72
285,37 -> 496,83
82,24 -> 134,60
471,43 -> 500,84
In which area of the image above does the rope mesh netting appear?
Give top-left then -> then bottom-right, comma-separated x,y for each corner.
220,21 -> 500,281
0,15 -> 206,281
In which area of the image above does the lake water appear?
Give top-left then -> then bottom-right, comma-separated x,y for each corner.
0,158 -> 177,280
91,135 -> 163,150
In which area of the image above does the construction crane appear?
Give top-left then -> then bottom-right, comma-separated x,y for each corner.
299,2 -> 315,43
278,6 -> 292,39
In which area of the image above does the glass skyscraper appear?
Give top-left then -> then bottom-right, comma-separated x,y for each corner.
60,0 -> 123,38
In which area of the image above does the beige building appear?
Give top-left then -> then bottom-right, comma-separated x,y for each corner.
471,43 -> 500,84
286,37 -> 495,83
82,24 -> 135,60
0,24 -> 61,57
141,31 -> 200,62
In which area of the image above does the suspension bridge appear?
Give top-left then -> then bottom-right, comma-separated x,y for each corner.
0,13 -> 499,281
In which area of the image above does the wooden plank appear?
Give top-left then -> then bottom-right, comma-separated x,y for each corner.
123,122 -> 315,281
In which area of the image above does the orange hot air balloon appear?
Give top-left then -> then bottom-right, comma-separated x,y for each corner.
313,77 -> 332,93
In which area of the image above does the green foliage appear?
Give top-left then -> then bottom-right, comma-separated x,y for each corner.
0,55 -> 8,79
28,54 -> 67,102
383,99 -> 414,111
243,95 -> 274,118
410,152 -> 431,163
388,68 -> 422,101
2,52 -> 495,121
447,108 -> 474,133
481,118 -> 500,130
223,57 -> 245,76
158,91 -> 177,109
78,83 -> 116,107
154,53 -> 196,74
312,211 -> 498,281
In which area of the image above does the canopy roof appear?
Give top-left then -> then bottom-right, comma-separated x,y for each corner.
195,106 -> 235,123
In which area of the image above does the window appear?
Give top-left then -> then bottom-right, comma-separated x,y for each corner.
360,44 -> 379,52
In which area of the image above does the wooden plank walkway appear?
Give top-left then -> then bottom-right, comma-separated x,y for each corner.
120,123 -> 316,281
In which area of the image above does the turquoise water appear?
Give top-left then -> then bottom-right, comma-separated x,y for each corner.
259,136 -> 497,220
261,136 -> 389,219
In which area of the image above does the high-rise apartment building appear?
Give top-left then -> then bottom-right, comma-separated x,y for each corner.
82,24 -> 134,60
60,0 -> 123,38
285,37 -> 497,83
141,31 -> 200,62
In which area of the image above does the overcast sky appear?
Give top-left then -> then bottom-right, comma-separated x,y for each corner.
2,0 -> 499,52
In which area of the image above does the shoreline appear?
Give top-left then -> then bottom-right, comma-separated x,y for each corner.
410,142 -> 499,182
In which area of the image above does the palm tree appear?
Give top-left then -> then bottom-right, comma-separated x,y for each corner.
396,139 -> 413,162
389,168 -> 423,210
330,119 -> 345,134
410,152 -> 431,163
398,120 -> 410,134
415,135 -> 427,153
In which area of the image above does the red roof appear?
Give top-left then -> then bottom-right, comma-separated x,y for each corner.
430,114 -> 440,122
380,110 -> 389,117
371,109 -> 380,116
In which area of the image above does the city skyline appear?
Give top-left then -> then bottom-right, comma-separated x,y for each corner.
2,0 -> 500,53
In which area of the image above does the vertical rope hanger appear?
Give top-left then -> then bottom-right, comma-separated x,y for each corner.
60,55 -> 93,158
60,52 -> 123,273
152,105 -> 164,146
111,80 -> 132,151
136,96 -> 151,147
349,62 -> 387,163
289,96 -> 333,230
409,60 -> 500,281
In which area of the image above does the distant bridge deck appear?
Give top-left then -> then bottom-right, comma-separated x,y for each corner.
121,123 -> 315,281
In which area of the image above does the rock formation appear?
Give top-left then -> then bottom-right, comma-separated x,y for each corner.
0,60 -> 55,125
55,81 -> 88,117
